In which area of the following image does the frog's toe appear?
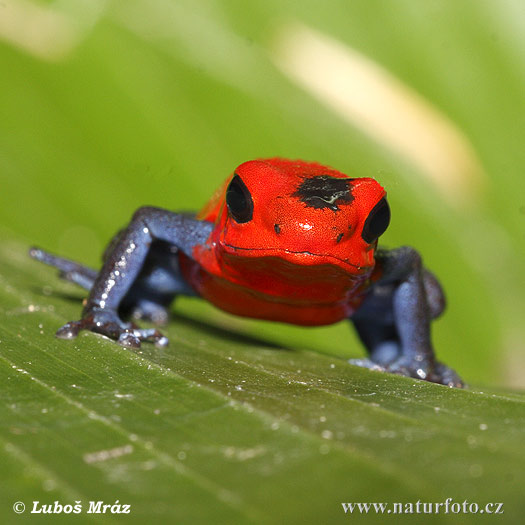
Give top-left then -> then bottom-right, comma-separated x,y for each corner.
132,328 -> 169,348
429,362 -> 465,388
155,335 -> 169,349
385,358 -> 432,381
384,358 -> 464,388
118,331 -> 142,349
352,354 -> 438,383
56,321 -> 82,340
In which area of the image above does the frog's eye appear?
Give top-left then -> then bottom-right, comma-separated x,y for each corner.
226,175 -> 254,223
362,197 -> 390,244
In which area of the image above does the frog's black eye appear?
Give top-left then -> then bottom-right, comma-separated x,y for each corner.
362,197 -> 390,244
226,175 -> 253,223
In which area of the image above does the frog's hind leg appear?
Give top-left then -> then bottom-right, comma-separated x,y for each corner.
29,247 -> 97,290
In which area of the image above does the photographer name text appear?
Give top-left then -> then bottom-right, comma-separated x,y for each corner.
23,500 -> 131,514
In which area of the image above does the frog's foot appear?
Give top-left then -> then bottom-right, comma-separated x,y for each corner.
130,299 -> 169,326
349,357 -> 464,388
56,308 -> 169,349
427,362 -> 465,389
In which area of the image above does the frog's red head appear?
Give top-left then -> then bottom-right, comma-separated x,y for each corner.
204,158 -> 390,276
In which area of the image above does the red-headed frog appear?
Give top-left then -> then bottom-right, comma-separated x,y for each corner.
30,158 -> 463,387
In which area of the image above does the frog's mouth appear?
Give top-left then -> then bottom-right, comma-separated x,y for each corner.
222,243 -> 373,276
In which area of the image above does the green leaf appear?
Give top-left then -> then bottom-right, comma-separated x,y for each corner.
1,240 -> 525,523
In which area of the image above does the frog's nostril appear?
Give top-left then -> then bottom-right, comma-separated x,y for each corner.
336,233 -> 344,243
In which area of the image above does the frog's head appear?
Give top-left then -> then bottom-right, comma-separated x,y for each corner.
214,158 -> 390,275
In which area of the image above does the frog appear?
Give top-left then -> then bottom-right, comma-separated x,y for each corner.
30,158 -> 463,387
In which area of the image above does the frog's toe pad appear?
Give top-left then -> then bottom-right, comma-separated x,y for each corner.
429,363 -> 465,388
132,328 -> 169,349
56,321 -> 82,340
118,332 -> 141,349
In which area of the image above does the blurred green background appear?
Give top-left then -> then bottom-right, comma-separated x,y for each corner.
2,0 -> 524,387
2,2 -> 525,523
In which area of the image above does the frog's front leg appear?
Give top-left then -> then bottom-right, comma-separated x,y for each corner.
350,247 -> 464,388
57,207 -> 214,349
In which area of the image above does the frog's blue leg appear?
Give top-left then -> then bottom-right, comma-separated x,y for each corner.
29,244 -> 191,324
31,208 -> 213,349
29,247 -> 98,289
350,247 -> 463,388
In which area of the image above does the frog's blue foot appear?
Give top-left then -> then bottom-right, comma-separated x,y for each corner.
29,247 -> 97,290
349,357 -> 464,388
56,308 -> 169,349
130,299 -> 170,325
431,362 -> 465,389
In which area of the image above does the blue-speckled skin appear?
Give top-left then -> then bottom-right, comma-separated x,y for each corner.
31,208 -> 212,349
30,175 -> 463,387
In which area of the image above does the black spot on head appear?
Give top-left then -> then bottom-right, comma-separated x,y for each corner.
274,224 -> 281,234
336,232 -> 344,243
292,175 -> 354,211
